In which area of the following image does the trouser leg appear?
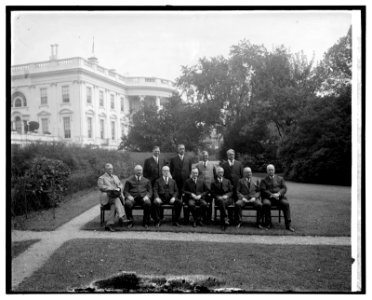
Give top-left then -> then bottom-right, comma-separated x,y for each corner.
124,199 -> 134,220
188,199 -> 197,222
142,199 -> 151,225
235,200 -> 244,223
262,198 -> 272,226
279,198 -> 291,225
153,198 -> 162,222
114,197 -> 125,219
252,199 -> 263,225
199,199 -> 208,222
106,201 -> 116,225
173,199 -> 182,222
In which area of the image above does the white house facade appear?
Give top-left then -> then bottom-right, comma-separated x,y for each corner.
11,47 -> 176,149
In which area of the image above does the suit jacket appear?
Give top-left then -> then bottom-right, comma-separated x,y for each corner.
210,177 -> 233,198
260,175 -> 287,199
220,160 -> 243,188
124,175 -> 152,199
153,177 -> 178,199
97,172 -> 123,205
196,161 -> 216,189
183,178 -> 209,200
237,178 -> 260,200
143,156 -> 167,185
169,155 -> 192,189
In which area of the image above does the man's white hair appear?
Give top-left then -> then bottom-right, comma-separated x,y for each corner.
216,166 -> 224,173
243,167 -> 252,172
226,149 -> 235,155
267,164 -> 275,170
162,165 -> 170,171
105,163 -> 113,169
134,165 -> 143,171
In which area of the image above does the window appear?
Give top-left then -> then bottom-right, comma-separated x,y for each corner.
40,88 -> 48,105
99,91 -> 104,107
86,87 -> 92,104
15,116 -> 22,133
14,98 -> 22,107
111,121 -> 115,140
100,119 -> 105,139
63,117 -> 71,138
41,118 -> 49,134
62,86 -> 70,103
87,117 -> 93,138
121,124 -> 125,137
120,97 -> 124,112
110,94 -> 115,109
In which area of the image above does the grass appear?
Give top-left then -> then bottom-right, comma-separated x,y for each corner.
83,178 -> 351,237
14,238 -> 351,292
12,187 -> 98,231
11,239 -> 40,259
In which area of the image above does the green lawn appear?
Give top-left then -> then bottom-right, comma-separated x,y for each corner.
11,239 -> 40,259
84,179 -> 351,236
14,238 -> 351,292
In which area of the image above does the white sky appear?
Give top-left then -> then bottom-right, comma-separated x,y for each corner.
11,11 -> 351,81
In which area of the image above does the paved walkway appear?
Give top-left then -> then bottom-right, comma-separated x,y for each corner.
11,203 -> 350,290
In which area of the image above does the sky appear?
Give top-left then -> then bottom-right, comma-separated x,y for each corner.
11,10 -> 352,82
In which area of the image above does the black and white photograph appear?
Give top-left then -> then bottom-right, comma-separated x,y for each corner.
5,4 -> 365,294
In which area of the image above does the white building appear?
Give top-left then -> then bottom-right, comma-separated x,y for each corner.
11,45 -> 176,149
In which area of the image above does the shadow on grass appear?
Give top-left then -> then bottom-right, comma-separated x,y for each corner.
12,239 -> 40,259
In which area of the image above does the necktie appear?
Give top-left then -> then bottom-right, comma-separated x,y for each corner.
165,177 -> 168,184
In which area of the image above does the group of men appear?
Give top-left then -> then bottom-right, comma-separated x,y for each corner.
97,145 -> 295,232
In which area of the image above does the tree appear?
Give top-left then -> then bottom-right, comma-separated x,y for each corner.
119,95 -> 210,152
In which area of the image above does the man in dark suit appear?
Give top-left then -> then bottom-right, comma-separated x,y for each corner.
211,167 -> 233,230
143,146 -> 167,187
124,165 -> 152,228
235,167 -> 263,229
153,166 -> 182,227
260,164 -> 295,232
183,168 -> 209,227
169,144 -> 192,197
220,149 -> 243,199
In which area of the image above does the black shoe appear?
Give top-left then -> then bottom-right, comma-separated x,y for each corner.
105,225 -> 115,232
286,226 -> 295,232
257,224 -> 264,230
173,222 -> 180,227
192,221 -> 197,227
143,223 -> 149,229
236,222 -> 242,229
127,221 -> 134,229
265,223 -> 273,230
118,217 -> 125,226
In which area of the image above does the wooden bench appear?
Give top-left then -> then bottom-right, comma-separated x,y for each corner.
100,203 -> 175,226
213,203 -> 282,224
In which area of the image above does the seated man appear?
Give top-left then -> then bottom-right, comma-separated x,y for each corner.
153,166 -> 182,227
235,167 -> 263,229
97,163 -> 125,232
183,167 -> 209,227
124,165 -> 152,228
260,164 -> 295,232
211,167 -> 233,230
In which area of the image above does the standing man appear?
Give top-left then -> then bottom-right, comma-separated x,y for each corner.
124,165 -> 152,229
143,146 -> 166,187
183,168 -> 209,227
196,150 -> 216,223
260,164 -> 295,232
220,149 -> 243,198
235,167 -> 263,229
153,166 -> 182,227
169,144 -> 192,198
211,167 -> 233,230
97,163 -> 125,232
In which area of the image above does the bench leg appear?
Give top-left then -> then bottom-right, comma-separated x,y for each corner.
100,208 -> 104,226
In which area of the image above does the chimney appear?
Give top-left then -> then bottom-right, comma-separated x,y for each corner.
49,44 -> 58,60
